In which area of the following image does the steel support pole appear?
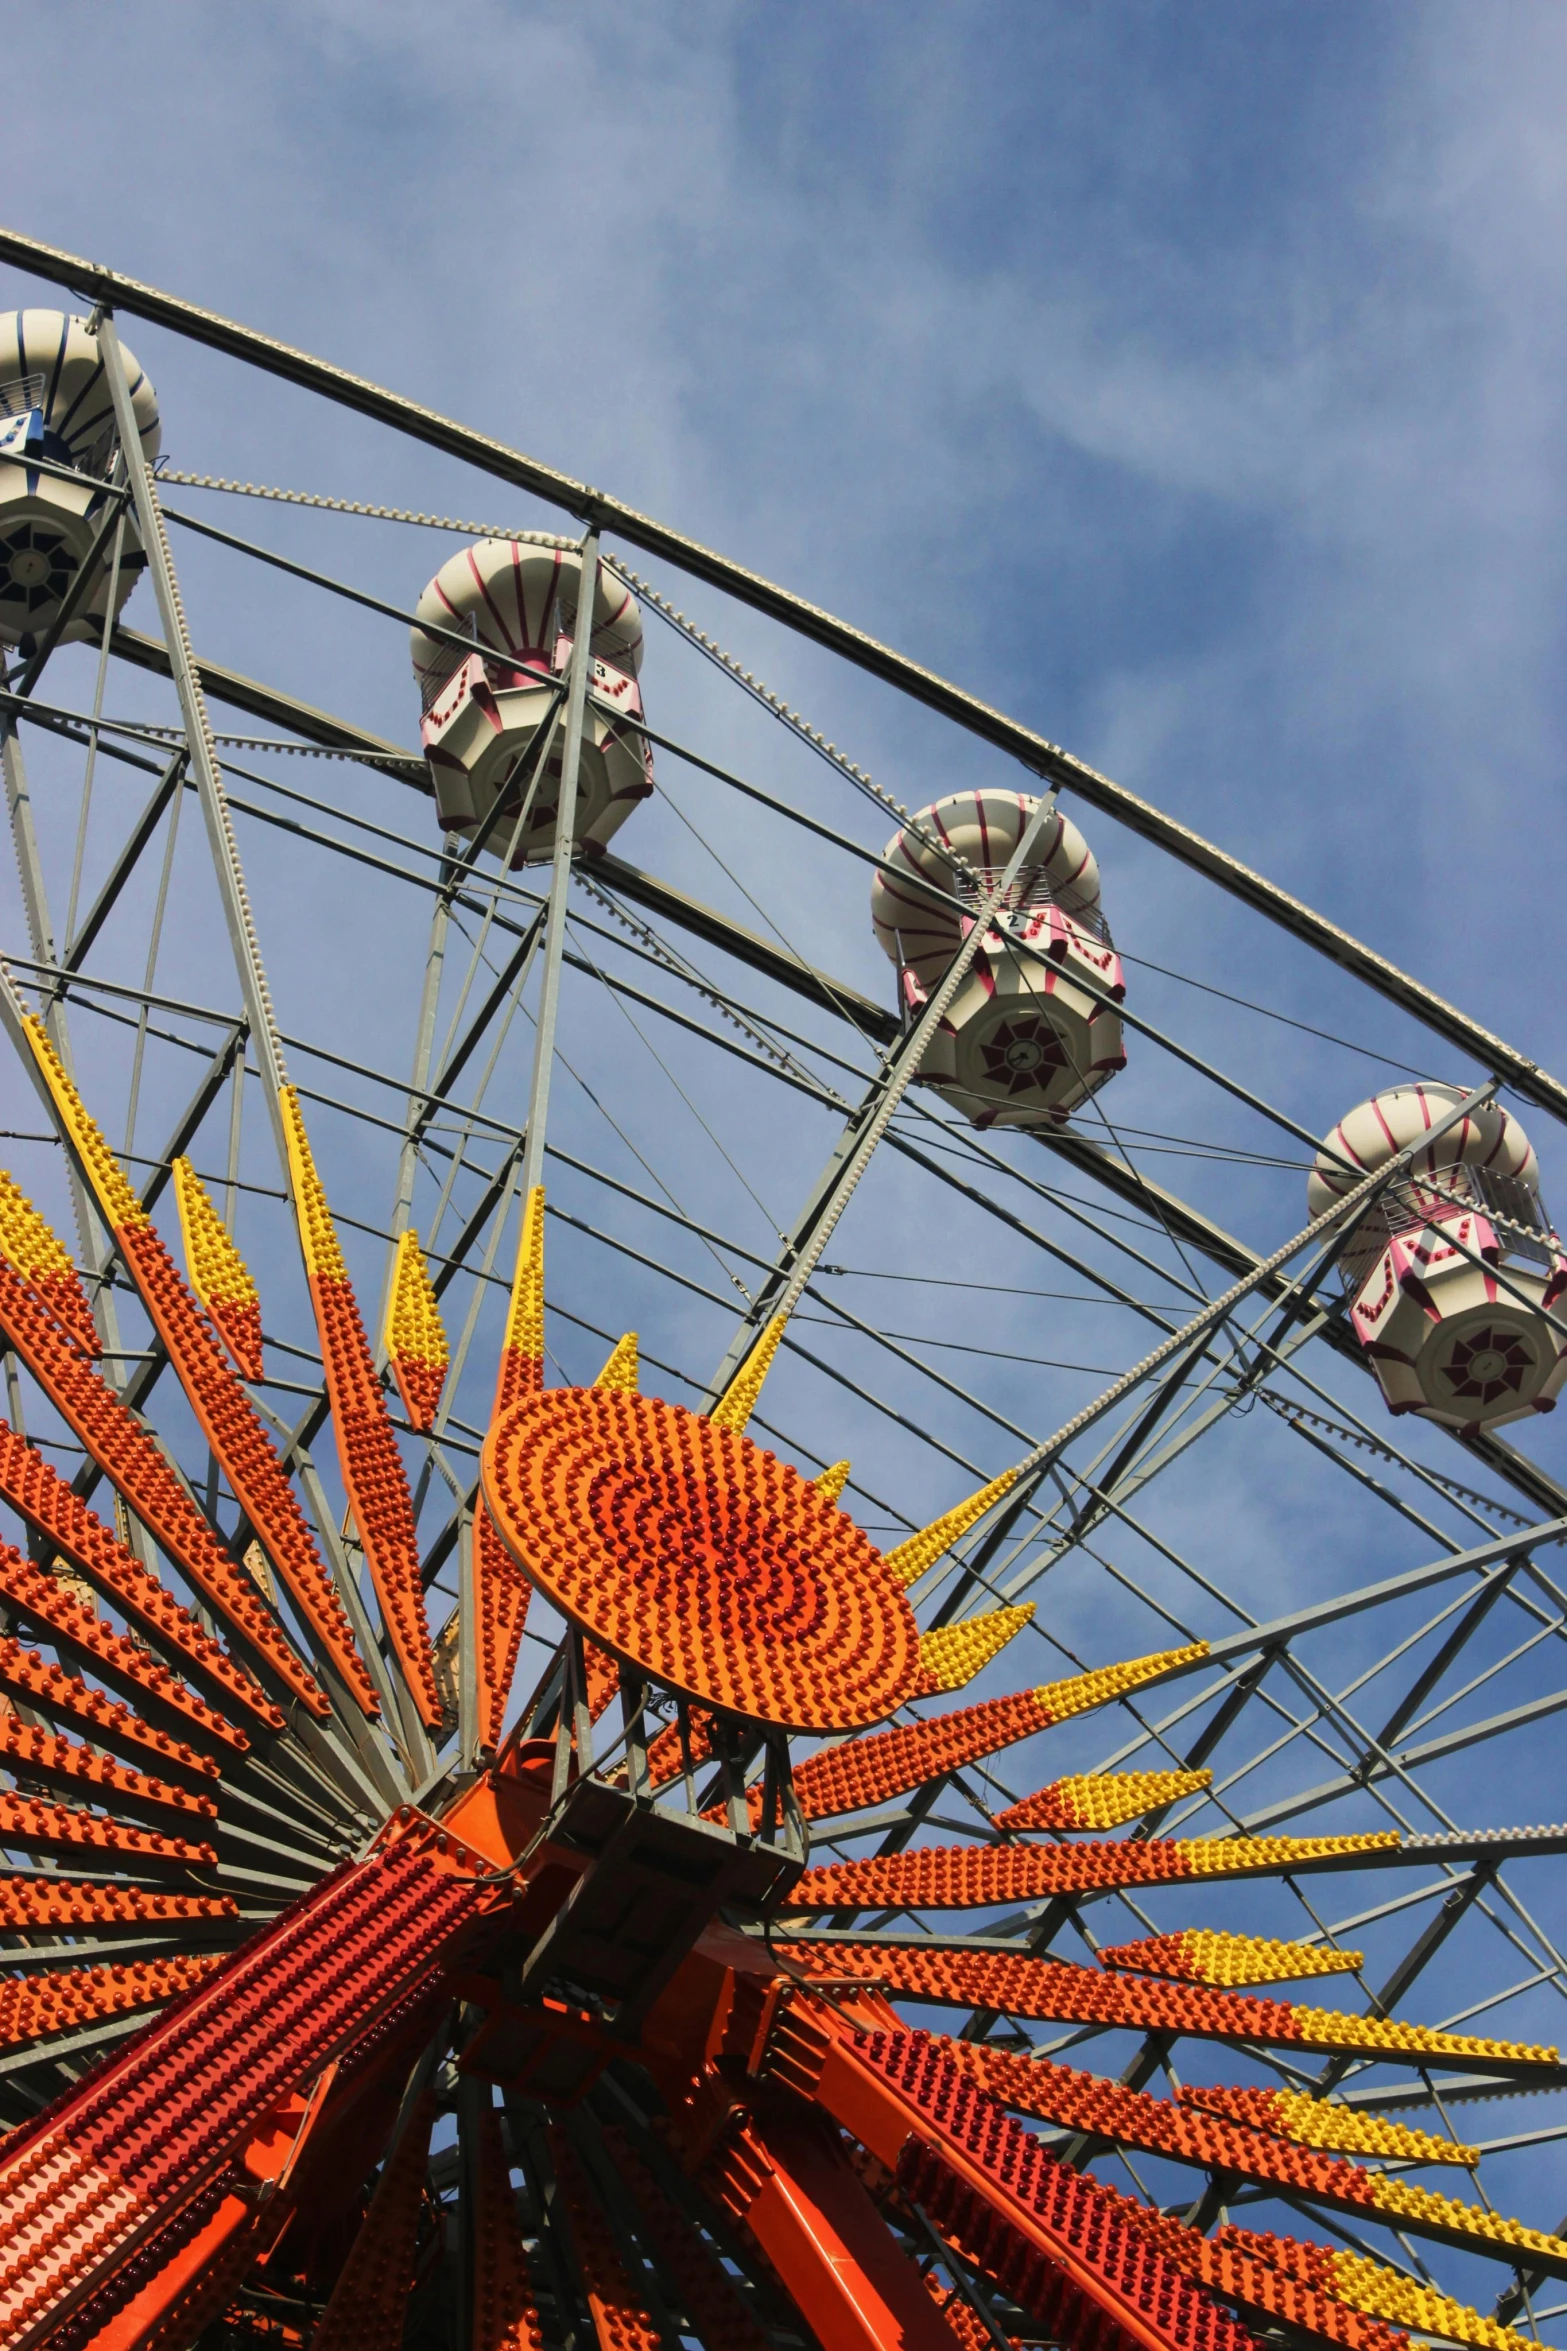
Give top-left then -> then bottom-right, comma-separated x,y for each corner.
521,532 -> 600,1205
984,1083 -> 1498,1504
1314,1864 -> 1497,2099
0,672 -> 154,1572
58,750 -> 187,974
94,313 -> 292,1158
374,843 -> 455,1351
703,795 -> 1060,1400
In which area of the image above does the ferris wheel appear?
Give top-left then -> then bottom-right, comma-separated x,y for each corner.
0,220 -> 1566,2351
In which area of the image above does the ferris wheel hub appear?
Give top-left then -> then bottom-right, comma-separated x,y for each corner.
482,1387 -> 921,1732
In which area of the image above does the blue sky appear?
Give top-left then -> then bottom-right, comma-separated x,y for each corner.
9,2 -> 1564,1027
5,0 -> 1551,1500
5,1 -> 1567,2249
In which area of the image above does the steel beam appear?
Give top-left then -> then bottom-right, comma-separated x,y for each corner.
1229,1687 -> 1567,1836
1183,1515 -> 1567,1676
520,531 -> 598,1201
97,317 -> 291,1146
702,798 -> 1060,1398
100,622 -> 415,773
58,751 -> 187,973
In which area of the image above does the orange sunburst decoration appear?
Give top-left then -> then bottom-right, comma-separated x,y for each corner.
470,1185 -> 547,1753
996,1766 -> 1212,1831
1099,1928 -> 1364,1985
913,1602 -> 1035,1693
497,1183 -> 546,1409
17,1022 -> 376,1720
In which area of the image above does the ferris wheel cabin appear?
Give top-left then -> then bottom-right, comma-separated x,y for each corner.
1311,1084 -> 1567,1432
871,786 -> 1126,1128
0,310 -> 159,653
409,539 -> 653,863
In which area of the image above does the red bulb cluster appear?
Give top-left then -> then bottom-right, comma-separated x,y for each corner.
549,2127 -> 664,2351
789,1830 -> 1388,1915
1112,2202 -> 1410,2351
1220,2226 -> 1344,2285
600,2125 -> 770,2351
0,1711 -> 216,1825
23,1268 -> 101,1363
64,1849 -> 478,2199
307,1269 -> 440,1729
923,2274 -> 993,2351
208,1295 -> 265,1384
471,2107 -> 546,2351
116,1222 -> 377,1718
311,2093 -> 439,2351
789,1834 -> 1202,1913
0,1538 -> 248,1756
390,1355 -> 446,1435
0,1415 -> 273,1731
474,1505 -> 532,1753
0,1840 -> 493,2345
646,1707 -> 717,1789
0,1170 -> 100,1361
0,1876 -> 235,1929
786,1648 -> 1204,1825
0,1788 -> 216,1870
853,2031 -> 1259,2351
0,1636 -> 220,1785
0,1957 -> 222,2055
0,1253 -> 300,1727
777,1940 -> 1301,2050
789,1687 -> 1056,1822
952,2041 -> 1376,2208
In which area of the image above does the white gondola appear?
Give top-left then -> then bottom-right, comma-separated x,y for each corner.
870,787 -> 1125,1128
0,311 -> 159,651
408,541 -> 652,862
1309,1084 -> 1567,1432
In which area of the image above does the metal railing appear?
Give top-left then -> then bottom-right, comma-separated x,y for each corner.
0,371 -> 44,421
1342,1162 -> 1559,1295
955,862 -> 1114,944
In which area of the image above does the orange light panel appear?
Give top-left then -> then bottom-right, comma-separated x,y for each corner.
787,1829 -> 1399,1913
475,1507 -> 532,1754
0,1713 -> 216,1825
1218,2223 -> 1540,2351
1100,1929 -> 1362,1987
0,1169 -> 99,1360
483,1388 -> 919,1732
0,1956 -> 221,2053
